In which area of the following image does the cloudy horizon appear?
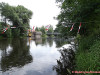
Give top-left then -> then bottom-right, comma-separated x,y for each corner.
0,0 -> 60,29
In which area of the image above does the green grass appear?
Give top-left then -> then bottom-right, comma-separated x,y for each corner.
75,40 -> 100,75
75,32 -> 100,75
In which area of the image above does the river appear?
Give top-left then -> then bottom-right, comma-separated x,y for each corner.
0,38 -> 75,75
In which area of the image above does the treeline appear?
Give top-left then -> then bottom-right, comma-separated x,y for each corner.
35,25 -> 54,37
55,0 -> 100,36
55,0 -> 100,73
0,2 -> 33,38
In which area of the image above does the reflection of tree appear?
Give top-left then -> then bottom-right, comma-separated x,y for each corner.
34,38 -> 68,47
1,38 -> 33,72
35,38 -> 53,47
34,38 -> 47,46
53,48 -> 75,75
0,39 -> 12,58
0,39 -> 11,50
41,38 -> 47,46
54,39 -> 68,48
47,38 -> 53,47
35,38 -> 47,46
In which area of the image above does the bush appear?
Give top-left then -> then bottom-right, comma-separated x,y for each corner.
5,28 -> 12,38
12,28 -> 20,37
76,41 -> 100,75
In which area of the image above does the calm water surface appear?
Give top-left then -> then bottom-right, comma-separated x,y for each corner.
0,38 -> 74,75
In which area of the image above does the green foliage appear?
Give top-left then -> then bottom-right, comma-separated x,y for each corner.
76,41 -> 100,74
42,34 -> 47,38
0,2 -> 33,37
55,0 -> 100,73
76,34 -> 81,41
12,28 -> 20,37
0,22 -> 11,37
38,25 -> 54,37
35,27 -> 40,31
47,25 -> 54,33
40,26 -> 47,35
78,32 -> 100,52
55,0 -> 100,36
5,28 -> 12,38
75,31 -> 100,74
0,22 -> 5,28
55,23 -> 69,37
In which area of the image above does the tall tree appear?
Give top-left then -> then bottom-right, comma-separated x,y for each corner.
55,0 -> 100,36
0,2 -> 33,37
40,26 -> 47,35
35,27 -> 40,31
47,25 -> 54,33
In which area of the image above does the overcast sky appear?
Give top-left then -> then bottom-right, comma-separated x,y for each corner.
0,0 -> 60,29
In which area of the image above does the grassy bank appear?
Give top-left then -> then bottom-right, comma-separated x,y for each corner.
75,33 -> 100,75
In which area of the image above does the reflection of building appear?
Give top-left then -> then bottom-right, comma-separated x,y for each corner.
35,38 -> 42,45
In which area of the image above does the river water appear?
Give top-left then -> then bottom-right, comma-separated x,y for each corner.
0,38 -> 75,75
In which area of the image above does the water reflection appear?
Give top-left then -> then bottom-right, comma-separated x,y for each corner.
47,38 -> 53,47
34,38 -> 47,46
0,38 -> 74,75
34,38 -> 54,47
34,38 -> 68,48
35,38 -> 42,46
54,38 -> 68,48
0,38 -> 33,72
53,47 -> 75,75
0,39 -> 11,51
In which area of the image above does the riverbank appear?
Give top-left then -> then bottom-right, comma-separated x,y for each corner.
75,33 -> 100,74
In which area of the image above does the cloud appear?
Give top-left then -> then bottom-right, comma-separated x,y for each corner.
0,0 -> 60,29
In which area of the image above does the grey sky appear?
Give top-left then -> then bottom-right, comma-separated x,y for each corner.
0,0 -> 60,29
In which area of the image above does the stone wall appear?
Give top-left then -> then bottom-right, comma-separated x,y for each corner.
32,31 -> 42,39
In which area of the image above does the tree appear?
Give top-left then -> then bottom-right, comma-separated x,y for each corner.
47,25 -> 54,33
55,0 -> 100,36
35,27 -> 40,31
40,26 -> 47,35
0,2 -> 33,37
